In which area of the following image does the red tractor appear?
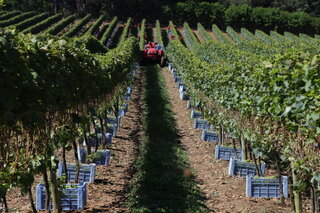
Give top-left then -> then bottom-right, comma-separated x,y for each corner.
140,42 -> 166,67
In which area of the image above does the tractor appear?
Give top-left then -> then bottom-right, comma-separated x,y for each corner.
140,42 -> 166,67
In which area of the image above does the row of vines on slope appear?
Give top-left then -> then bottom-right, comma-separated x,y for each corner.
169,25 -> 320,212
0,29 -> 138,213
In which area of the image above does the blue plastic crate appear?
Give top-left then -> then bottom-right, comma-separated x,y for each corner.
201,130 -> 219,142
123,93 -> 131,100
215,145 -> 242,160
171,68 -> 177,75
83,136 -> 101,147
78,148 -> 111,166
174,76 -> 181,83
187,100 -> 192,109
127,86 -> 132,94
107,117 -> 121,126
36,183 -> 86,211
246,176 -> 288,198
118,109 -> 125,117
122,103 -> 128,112
194,118 -> 207,129
180,91 -> 189,100
58,163 -> 96,183
179,85 -> 184,93
190,110 -> 202,119
105,133 -> 112,144
106,124 -> 117,137
228,158 -> 266,177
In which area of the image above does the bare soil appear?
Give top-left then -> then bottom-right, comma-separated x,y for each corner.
208,31 -> 219,42
57,18 -> 79,36
161,68 -> 293,213
6,68 -> 144,213
193,30 -> 205,43
223,32 -> 235,43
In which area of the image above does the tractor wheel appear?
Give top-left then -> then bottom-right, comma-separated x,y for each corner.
160,56 -> 165,68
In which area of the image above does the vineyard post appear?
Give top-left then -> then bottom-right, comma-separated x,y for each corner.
291,162 -> 302,213
72,138 -> 81,183
240,134 -> 247,161
219,125 -> 224,145
99,115 -> 106,149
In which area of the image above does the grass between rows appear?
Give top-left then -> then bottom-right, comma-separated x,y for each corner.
128,65 -> 206,213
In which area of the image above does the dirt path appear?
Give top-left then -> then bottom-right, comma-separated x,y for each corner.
57,18 -> 79,36
223,32 -> 235,43
83,68 -> 143,212
208,31 -> 219,42
7,68 -> 144,213
152,27 -> 157,43
95,20 -> 110,39
193,30 -> 205,43
162,68 -> 292,213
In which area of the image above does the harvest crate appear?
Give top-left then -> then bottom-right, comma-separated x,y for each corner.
191,109 -> 202,119
78,147 -> 111,166
122,103 -> 128,112
127,86 -> 132,94
179,90 -> 189,100
107,116 -> 121,126
168,63 -> 173,71
36,182 -> 86,210
215,145 -> 242,160
171,68 -> 177,74
174,75 -> 181,83
123,93 -> 131,100
105,133 -> 112,144
58,163 -> 96,183
187,100 -> 192,108
194,118 -> 207,129
179,85 -> 184,92
201,129 -> 219,142
106,123 -> 117,137
228,158 -> 266,177
246,176 -> 288,198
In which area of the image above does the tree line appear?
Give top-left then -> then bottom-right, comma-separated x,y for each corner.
2,0 -> 320,35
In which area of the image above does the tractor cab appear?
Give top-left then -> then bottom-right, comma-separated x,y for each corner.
140,42 -> 166,67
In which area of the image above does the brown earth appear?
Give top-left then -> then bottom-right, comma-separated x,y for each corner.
161,67 -> 293,213
193,29 -> 205,43
208,31 -> 220,42
57,18 -> 80,36
223,32 -> 235,43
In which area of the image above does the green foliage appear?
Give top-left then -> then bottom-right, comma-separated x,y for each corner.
225,4 -> 252,30
100,16 -> 117,45
44,14 -> 77,35
155,20 -> 163,45
197,23 -> 213,42
139,19 -> 146,50
74,35 -> 107,54
22,13 -> 62,34
0,11 -> 36,27
64,14 -> 91,38
212,24 -> 232,44
183,22 -> 199,49
83,13 -> 106,37
0,10 -> 20,21
255,29 -> 276,44
240,27 -> 256,40
226,26 -> 243,43
118,17 -> 131,44
13,12 -> 48,31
